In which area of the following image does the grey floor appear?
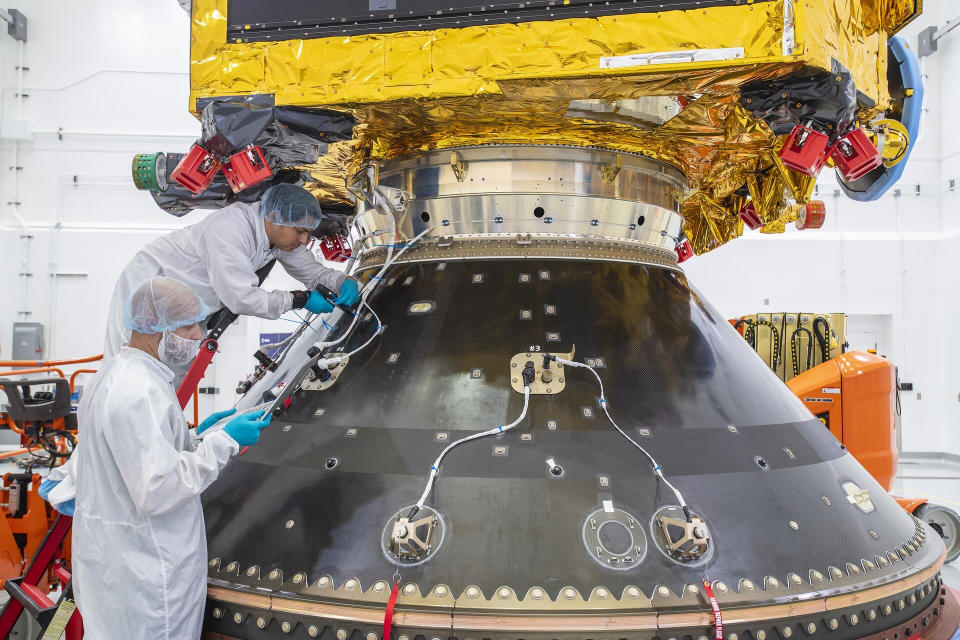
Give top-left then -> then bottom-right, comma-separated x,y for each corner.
894,453 -> 960,587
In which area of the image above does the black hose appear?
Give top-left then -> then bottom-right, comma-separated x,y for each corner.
790,327 -> 813,378
813,317 -> 830,362
745,320 -> 781,371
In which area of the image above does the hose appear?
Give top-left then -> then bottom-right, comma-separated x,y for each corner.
553,356 -> 692,520
744,319 -> 781,372
409,386 -> 531,517
790,327 -> 813,378
813,317 -> 830,362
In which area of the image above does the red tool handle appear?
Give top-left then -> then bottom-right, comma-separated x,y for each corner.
177,339 -> 218,410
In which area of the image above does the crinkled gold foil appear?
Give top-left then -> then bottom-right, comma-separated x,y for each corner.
190,0 -> 920,254
300,139 -> 360,205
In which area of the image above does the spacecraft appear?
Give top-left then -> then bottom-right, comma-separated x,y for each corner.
132,2 -> 954,639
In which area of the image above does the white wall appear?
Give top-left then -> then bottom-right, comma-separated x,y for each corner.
1,1 -> 958,449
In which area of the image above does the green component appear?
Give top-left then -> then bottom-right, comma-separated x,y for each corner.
131,152 -> 165,191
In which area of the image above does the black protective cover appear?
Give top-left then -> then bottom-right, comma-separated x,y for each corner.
203,259 -> 920,597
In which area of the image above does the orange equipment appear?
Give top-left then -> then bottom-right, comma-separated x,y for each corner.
0,376 -> 79,589
788,351 -> 960,561
787,351 -> 897,490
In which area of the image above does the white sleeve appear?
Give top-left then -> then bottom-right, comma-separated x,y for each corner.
46,455 -> 77,506
103,388 -> 239,517
200,216 -> 293,319
277,245 -> 347,293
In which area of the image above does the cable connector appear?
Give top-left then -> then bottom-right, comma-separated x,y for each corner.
521,360 -> 536,386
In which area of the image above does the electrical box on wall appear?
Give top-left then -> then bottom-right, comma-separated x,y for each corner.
12,322 -> 43,360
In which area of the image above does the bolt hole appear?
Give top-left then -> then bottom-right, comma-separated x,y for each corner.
550,465 -> 564,477
420,211 -> 430,222
325,457 -> 339,470
755,456 -> 769,470
533,206 -> 545,218
637,215 -> 646,226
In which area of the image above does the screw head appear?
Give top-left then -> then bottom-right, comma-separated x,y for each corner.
257,617 -> 266,629
783,627 -> 793,638
627,586 -> 640,598
213,608 -> 223,619
345,578 -> 358,590
336,629 -> 348,640
829,618 -> 839,630
308,626 -> 320,638
246,566 -> 257,576
234,613 -> 243,624
466,586 -> 480,598
563,587 -> 576,599
499,587 -> 511,599
531,587 -> 544,599
403,584 -> 416,594
282,621 -> 292,633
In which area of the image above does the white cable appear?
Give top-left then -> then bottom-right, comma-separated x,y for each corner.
554,357 -> 689,510
412,386 -> 531,513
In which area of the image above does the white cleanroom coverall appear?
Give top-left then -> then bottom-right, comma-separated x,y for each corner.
103,200 -> 346,357
72,346 -> 238,640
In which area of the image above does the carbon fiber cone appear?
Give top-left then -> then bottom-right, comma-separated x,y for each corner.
202,147 -> 955,640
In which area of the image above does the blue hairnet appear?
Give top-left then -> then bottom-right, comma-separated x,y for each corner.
123,276 -> 210,335
260,183 -> 324,229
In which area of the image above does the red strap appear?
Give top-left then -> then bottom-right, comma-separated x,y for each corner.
383,580 -> 400,640
702,580 -> 723,640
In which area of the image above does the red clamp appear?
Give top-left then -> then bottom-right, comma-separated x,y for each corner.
738,202 -> 762,230
778,125 -> 832,177
170,144 -> 220,193
676,238 -> 694,263
702,580 -> 724,640
831,128 -> 883,181
319,235 -> 353,263
221,145 -> 273,193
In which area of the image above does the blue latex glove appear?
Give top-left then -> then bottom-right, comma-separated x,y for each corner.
334,278 -> 360,307
38,479 -> 75,517
304,290 -> 334,314
223,409 -> 273,447
197,407 -> 236,435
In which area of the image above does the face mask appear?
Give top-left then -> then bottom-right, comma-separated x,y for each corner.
157,330 -> 202,371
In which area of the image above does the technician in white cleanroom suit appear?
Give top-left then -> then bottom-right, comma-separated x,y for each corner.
48,276 -> 273,640
103,182 -> 361,359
